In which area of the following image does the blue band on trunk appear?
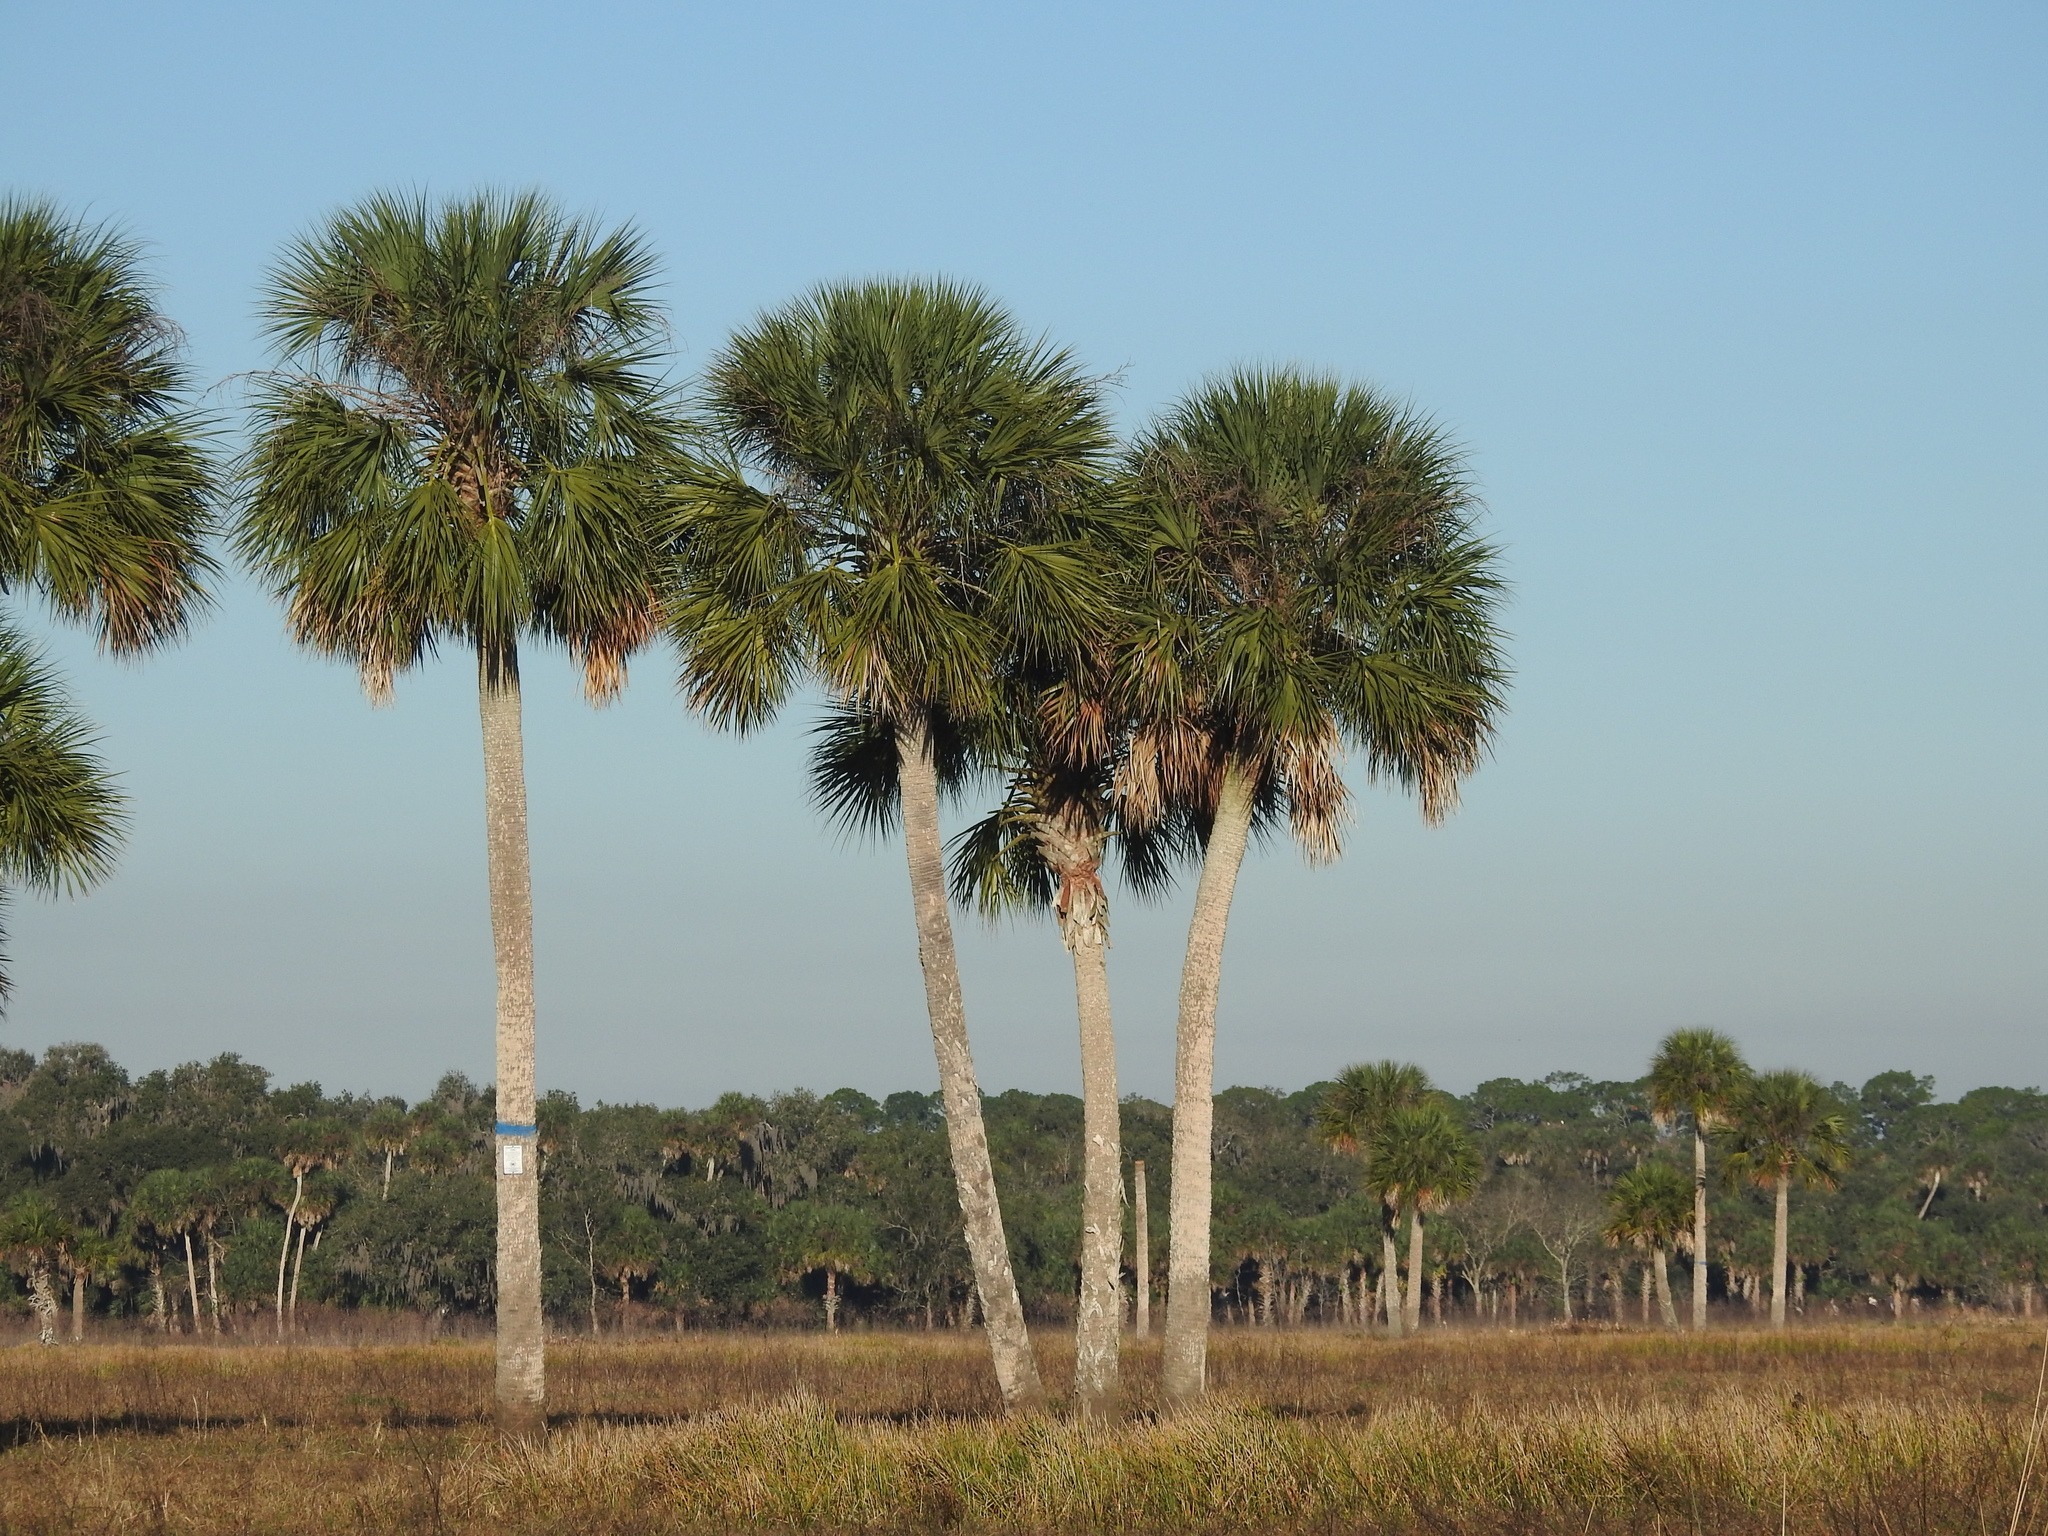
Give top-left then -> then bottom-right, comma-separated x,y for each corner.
495,1121 -> 538,1137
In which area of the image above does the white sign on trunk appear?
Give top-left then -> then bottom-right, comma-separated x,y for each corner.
501,1142 -> 526,1177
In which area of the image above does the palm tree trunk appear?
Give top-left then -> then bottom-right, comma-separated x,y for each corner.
1069,911 -> 1122,1420
895,722 -> 1043,1410
206,1237 -> 221,1335
1132,1159 -> 1150,1338
70,1266 -> 84,1342
1405,1206 -> 1425,1334
1690,1126 -> 1709,1330
29,1262 -> 56,1347
289,1222 -> 308,1326
480,644 -> 545,1438
1163,764 -> 1255,1408
826,1268 -> 839,1333
382,1150 -> 394,1200
1917,1169 -> 1941,1219
276,1172 -> 302,1337
1771,1172 -> 1790,1330
183,1234 -> 201,1335
1381,1227 -> 1403,1337
1653,1247 -> 1678,1327
150,1258 -> 167,1333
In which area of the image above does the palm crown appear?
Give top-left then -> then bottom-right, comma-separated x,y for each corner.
1647,1028 -> 1751,1132
1723,1070 -> 1851,1193
1121,368 -> 1506,853
235,190 -> 681,696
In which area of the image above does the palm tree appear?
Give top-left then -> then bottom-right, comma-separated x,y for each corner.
65,1231 -> 128,1342
1367,1100 -> 1482,1333
0,200 -> 215,997
944,648 -> 1187,1420
1722,1070 -> 1850,1329
670,278 -> 1115,1410
1315,1061 -> 1433,1336
362,1106 -> 410,1199
1646,1028 -> 1750,1330
273,1122 -> 347,1335
1605,1162 -> 1690,1327
286,1171 -> 341,1327
1121,370 -> 1507,1405
772,1202 -> 881,1332
129,1168 -> 203,1333
236,191 -> 683,1433
0,1193 -> 74,1344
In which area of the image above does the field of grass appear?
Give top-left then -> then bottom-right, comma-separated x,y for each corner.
0,1323 -> 2042,1533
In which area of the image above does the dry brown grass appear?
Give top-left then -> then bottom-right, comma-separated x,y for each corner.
0,1323 -> 2041,1533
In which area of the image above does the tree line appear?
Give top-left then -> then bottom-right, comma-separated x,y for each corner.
3,1035 -> 2040,1351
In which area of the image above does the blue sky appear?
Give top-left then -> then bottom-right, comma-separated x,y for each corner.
6,2 -> 2044,1105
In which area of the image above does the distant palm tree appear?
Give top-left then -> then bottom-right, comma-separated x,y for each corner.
671,278 -> 1115,1410
65,1231 -> 128,1342
362,1106 -> 410,1199
771,1202 -> 881,1332
129,1168 -> 203,1333
1315,1062 -> 1433,1336
1646,1028 -> 1750,1329
237,191 -> 683,1433
1121,370 -> 1507,1405
1722,1070 -> 1850,1329
1367,1100 -> 1482,1333
0,1193 -> 74,1344
0,200 -> 216,997
273,1122 -> 348,1335
1605,1162 -> 1690,1327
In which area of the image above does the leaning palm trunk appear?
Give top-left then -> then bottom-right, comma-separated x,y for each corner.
1771,1172 -> 1790,1329
275,1173 -> 302,1336
1690,1127 -> 1709,1329
1404,1207 -> 1426,1333
1067,889 -> 1122,1419
1653,1246 -> 1678,1327
71,1268 -> 84,1342
1163,766 -> 1255,1408
182,1235 -> 200,1334
481,647 -> 545,1437
897,724 -> 1044,1410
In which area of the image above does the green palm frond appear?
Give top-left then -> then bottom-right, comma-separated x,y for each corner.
0,198 -> 219,652
236,190 -> 686,698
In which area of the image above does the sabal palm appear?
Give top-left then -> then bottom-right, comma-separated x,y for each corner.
0,1192 -> 73,1345
1722,1070 -> 1849,1329
1125,371 -> 1506,1403
0,200 -> 217,995
1606,1161 -> 1691,1327
671,277 -> 1114,1410
946,663 -> 1188,1419
1367,1099 -> 1482,1333
236,190 -> 683,1434
1646,1028 -> 1750,1329
128,1167 -> 203,1332
1314,1061 -> 1433,1335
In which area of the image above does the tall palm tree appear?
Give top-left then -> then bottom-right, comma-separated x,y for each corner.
129,1168 -> 202,1333
1605,1161 -> 1690,1327
1367,1099 -> 1482,1333
272,1121 -> 347,1336
236,191 -> 683,1434
0,200 -> 217,993
1123,371 -> 1508,1405
1314,1061 -> 1433,1336
1722,1070 -> 1850,1329
670,278 -> 1115,1410
1646,1028 -> 1750,1330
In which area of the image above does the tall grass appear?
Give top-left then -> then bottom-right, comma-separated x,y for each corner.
0,1325 -> 2040,1533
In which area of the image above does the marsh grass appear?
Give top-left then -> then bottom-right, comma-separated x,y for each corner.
0,1325 -> 2039,1533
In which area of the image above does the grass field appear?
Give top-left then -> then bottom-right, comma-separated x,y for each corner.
0,1323 -> 2041,1533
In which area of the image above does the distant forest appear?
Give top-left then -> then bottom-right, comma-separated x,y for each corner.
0,1043 -> 2040,1332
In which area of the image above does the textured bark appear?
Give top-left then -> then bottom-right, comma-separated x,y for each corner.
205,1237 -> 220,1334
1770,1173 -> 1790,1330
1405,1207 -> 1425,1334
896,724 -> 1044,1410
825,1269 -> 840,1333
1380,1228 -> 1403,1337
481,646 -> 545,1438
70,1267 -> 84,1342
183,1234 -> 200,1336
28,1263 -> 55,1347
1690,1127 -> 1709,1330
1132,1160 -> 1150,1337
150,1260 -> 167,1333
289,1223 -> 308,1324
1162,766 -> 1255,1408
1653,1246 -> 1678,1327
1070,932 -> 1122,1417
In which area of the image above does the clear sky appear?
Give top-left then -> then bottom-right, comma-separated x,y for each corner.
6,2 -> 2044,1107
